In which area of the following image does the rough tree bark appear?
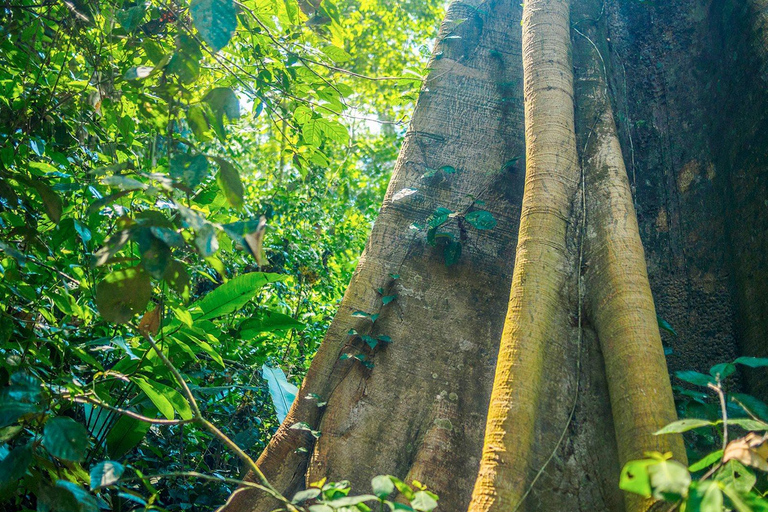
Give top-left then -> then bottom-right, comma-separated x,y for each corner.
222,0 -> 768,510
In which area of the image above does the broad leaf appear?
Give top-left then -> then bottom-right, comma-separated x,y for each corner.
190,272 -> 287,320
215,158 -> 244,208
170,153 -> 209,189
654,419 -> 714,435
734,357 -> 768,368
43,417 -> 89,462
689,449 -> 723,472
239,310 -> 305,338
95,267 -> 152,324
647,459 -> 691,501
687,480 -> 723,512
465,210 -> 497,230
675,370 -> 714,387
90,460 -> 125,490
715,459 -> 756,494
262,364 -> 298,424
0,444 -> 32,486
190,0 -> 238,52
372,475 -> 395,498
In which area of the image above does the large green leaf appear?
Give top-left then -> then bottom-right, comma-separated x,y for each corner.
716,460 -> 756,494
89,460 -> 125,490
215,158 -> 244,209
190,272 -> 287,320
262,364 -> 298,424
619,459 -> 656,498
654,419 -> 715,435
687,480 -> 723,512
95,267 -> 152,324
675,370 -> 714,387
204,87 -> 240,140
38,481 -> 99,512
734,357 -> 768,368
239,309 -> 305,338
132,377 -> 175,420
0,444 -> 32,487
170,153 -> 209,189
465,210 -> 497,230
106,415 -> 150,459
190,0 -> 238,52
43,417 -> 89,462
647,459 -> 691,501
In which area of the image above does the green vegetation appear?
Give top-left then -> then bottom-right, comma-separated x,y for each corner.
0,0 -> 440,509
621,358 -> 768,511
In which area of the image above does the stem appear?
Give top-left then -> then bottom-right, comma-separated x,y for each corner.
708,381 -> 728,451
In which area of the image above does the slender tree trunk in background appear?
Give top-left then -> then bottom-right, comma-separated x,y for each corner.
222,0 -> 768,510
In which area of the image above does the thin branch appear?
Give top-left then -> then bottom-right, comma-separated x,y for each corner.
65,394 -> 194,426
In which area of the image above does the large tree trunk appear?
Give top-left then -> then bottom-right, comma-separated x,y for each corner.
222,1 -> 528,510
222,0 -> 768,510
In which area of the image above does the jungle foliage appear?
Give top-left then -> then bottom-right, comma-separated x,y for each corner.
0,0 -> 441,509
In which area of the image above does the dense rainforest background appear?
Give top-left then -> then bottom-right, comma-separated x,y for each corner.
4,0 -> 768,510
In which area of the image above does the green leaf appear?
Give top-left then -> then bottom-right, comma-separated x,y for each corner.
106,415 -> 150,459
321,44 -> 352,63
292,488 -> 321,503
390,477 -> 415,501
734,357 -> 768,368
239,310 -> 305,338
38,481 -> 99,512
710,362 -> 736,380
171,153 -> 209,189
728,418 -> 768,431
427,207 -> 452,229
732,393 -> 768,422
132,377 -> 175,420
116,5 -> 146,31
195,223 -> 219,257
43,417 -> 89,462
124,66 -> 154,80
647,459 -> 691,501
262,364 -> 298,423
90,460 -> 125,490
444,240 -> 462,266
619,459 -> 656,498
654,419 -> 715,434
204,87 -> 240,140
190,272 -> 287,320
687,480 -> 723,512
371,475 -> 395,498
689,449 -> 723,472
215,158 -> 245,208
95,267 -> 152,324
465,210 -> 497,230
382,295 -> 397,305
675,370 -> 714,387
31,181 -> 63,223
187,103 -> 215,142
190,0 -> 238,51
657,315 -> 678,337
0,444 -> 32,486
716,460 -> 756,494
411,491 -> 438,511
137,378 -> 194,421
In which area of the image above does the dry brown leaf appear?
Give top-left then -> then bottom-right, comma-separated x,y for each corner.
138,304 -> 161,339
723,432 -> 768,471
244,216 -> 268,267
